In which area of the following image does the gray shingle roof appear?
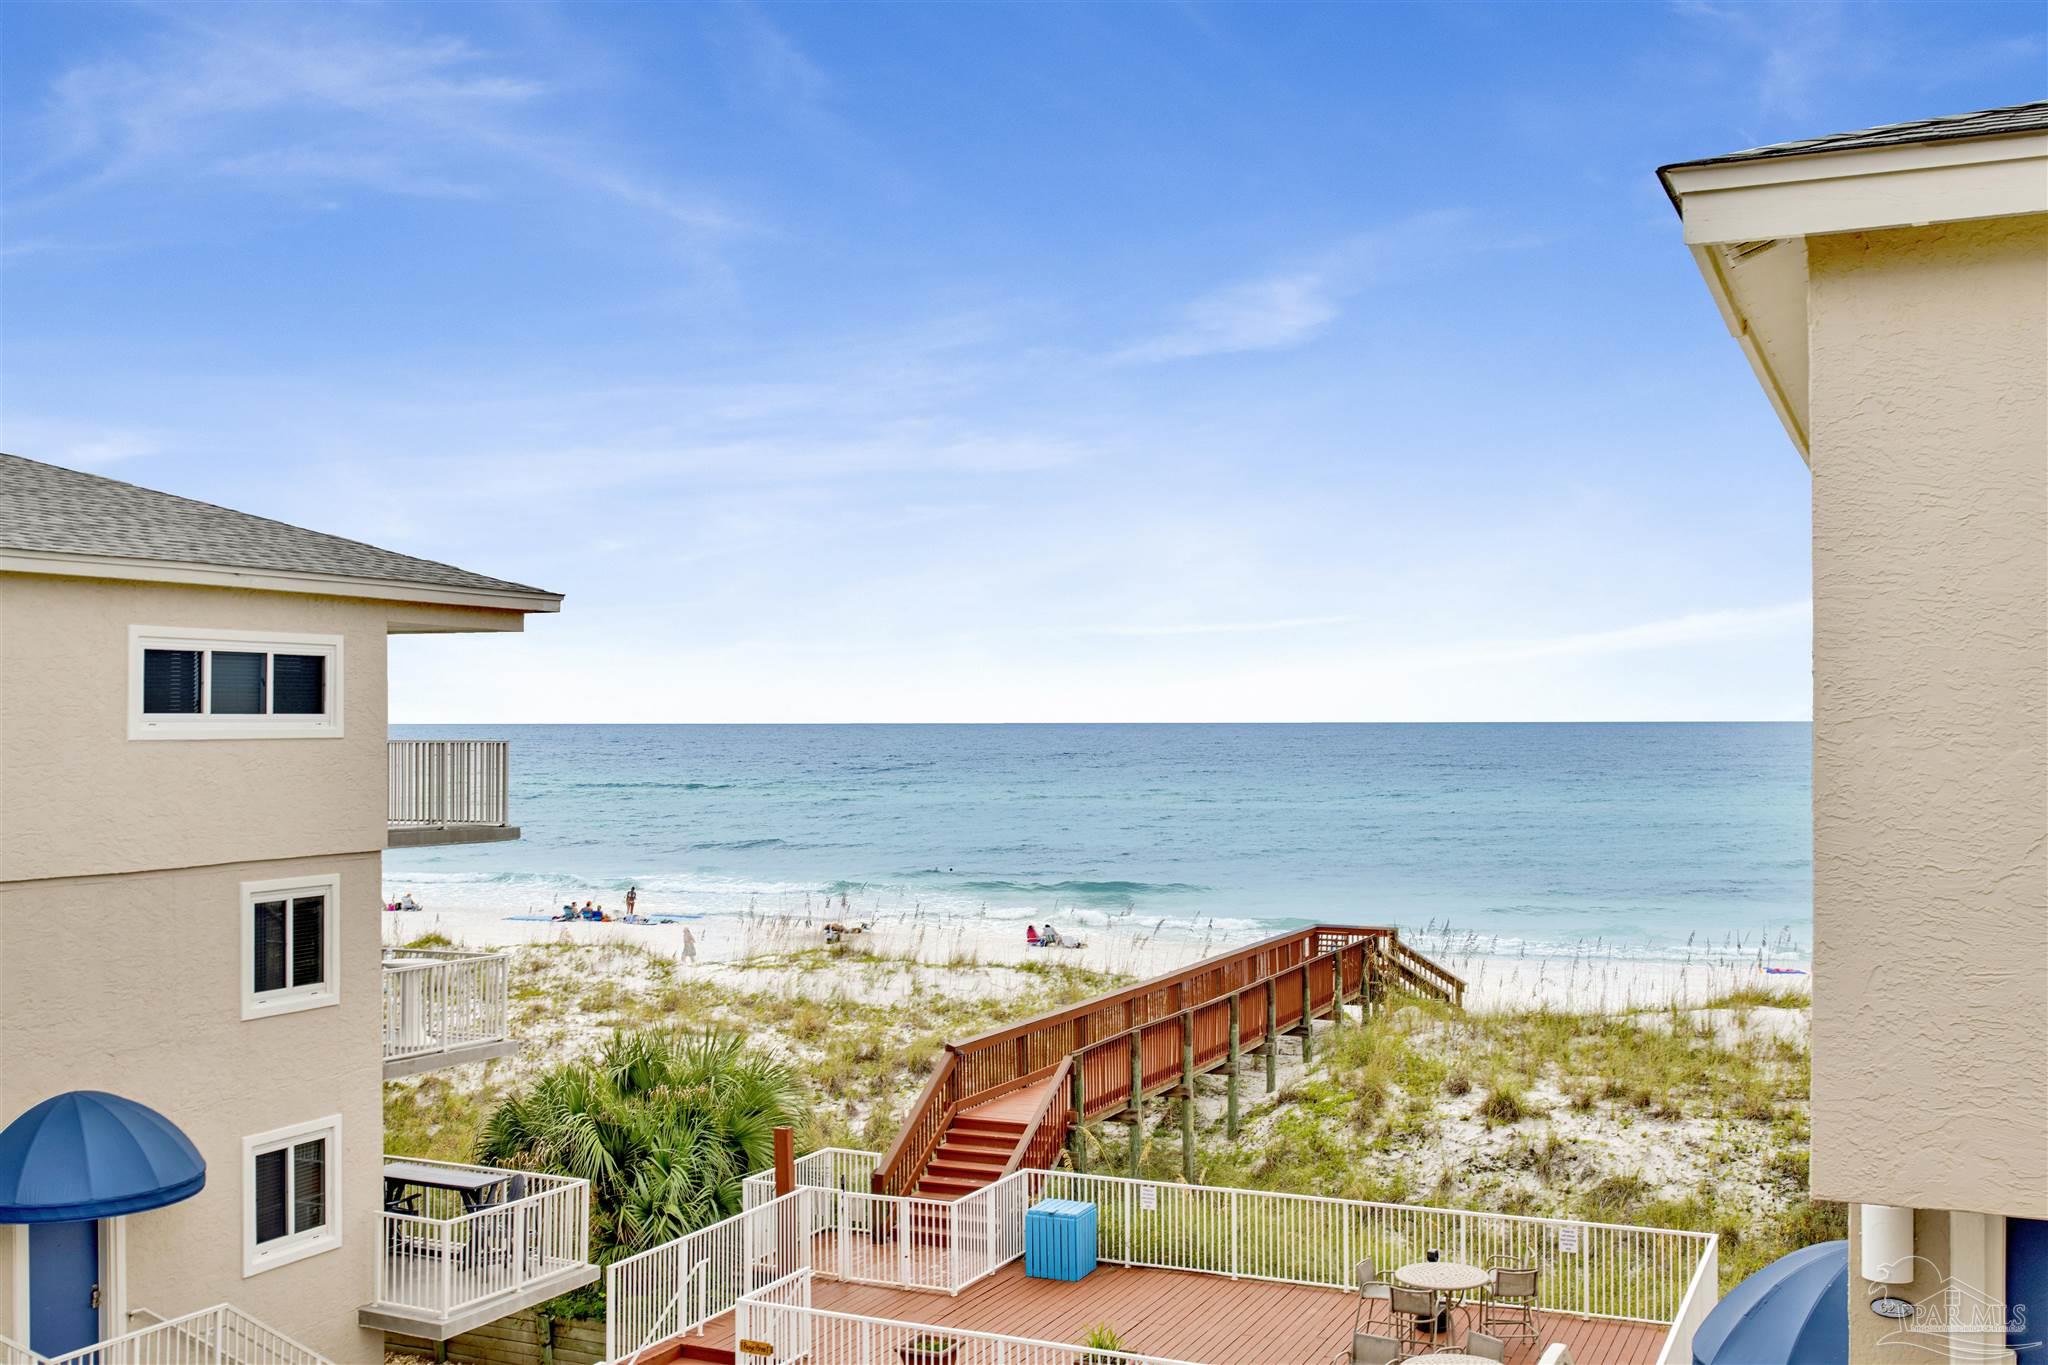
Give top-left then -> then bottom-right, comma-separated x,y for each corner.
0,452 -> 557,602
1661,100 -> 2048,175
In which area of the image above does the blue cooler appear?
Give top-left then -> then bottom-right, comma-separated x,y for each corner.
1024,1198 -> 1099,1280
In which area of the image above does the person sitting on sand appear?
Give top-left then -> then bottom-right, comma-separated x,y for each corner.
399,891 -> 420,912
1026,924 -> 1041,946
1041,925 -> 1063,948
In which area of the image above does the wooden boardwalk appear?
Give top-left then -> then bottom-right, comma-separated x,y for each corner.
687,1260 -> 1668,1364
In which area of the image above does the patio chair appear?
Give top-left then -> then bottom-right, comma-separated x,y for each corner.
1350,1256 -> 1394,1333
1389,1285 -> 1450,1357
1481,1263 -> 1540,1343
1330,1331 -> 1402,1365
1465,1331 -> 1508,1362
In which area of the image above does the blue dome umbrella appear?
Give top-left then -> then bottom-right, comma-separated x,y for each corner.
0,1091 -> 206,1223
1692,1239 -> 1849,1365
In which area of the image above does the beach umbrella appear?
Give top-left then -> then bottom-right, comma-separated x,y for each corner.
1692,1239 -> 1848,1365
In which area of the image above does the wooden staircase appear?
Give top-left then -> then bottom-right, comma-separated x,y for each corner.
874,926 -> 1464,1200
913,1077 -> 1057,1200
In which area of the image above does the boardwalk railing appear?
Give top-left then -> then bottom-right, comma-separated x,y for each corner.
375,1160 -> 590,1322
735,1270 -> 1205,1365
876,925 -> 1465,1196
606,1189 -> 814,1364
388,739 -> 510,828
382,948 -> 511,1065
31,1304 -> 333,1365
608,1155 -> 1714,1364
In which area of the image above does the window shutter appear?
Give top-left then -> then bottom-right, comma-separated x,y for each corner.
291,896 -> 325,988
271,654 -> 326,715
254,1148 -> 289,1243
292,1139 -> 326,1234
210,651 -> 267,714
142,649 -> 203,714
253,901 -> 288,994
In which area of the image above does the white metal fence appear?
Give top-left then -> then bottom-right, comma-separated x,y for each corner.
606,1189 -> 815,1364
31,1305 -> 331,1365
735,1271 -> 1203,1365
1022,1169 -> 1713,1325
376,1160 -> 590,1322
388,739 -> 510,827
611,1152 -> 1717,1365
382,948 -> 511,1064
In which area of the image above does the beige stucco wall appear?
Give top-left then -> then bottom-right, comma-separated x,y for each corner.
0,574 -> 392,883
1808,213 -> 2048,1217
0,852 -> 386,1363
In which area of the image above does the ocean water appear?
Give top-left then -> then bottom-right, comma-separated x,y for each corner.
384,723 -> 1811,964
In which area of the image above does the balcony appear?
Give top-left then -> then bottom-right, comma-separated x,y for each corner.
383,948 -> 515,1078
388,739 -> 519,847
361,1159 -> 596,1340
2,1304 -> 333,1365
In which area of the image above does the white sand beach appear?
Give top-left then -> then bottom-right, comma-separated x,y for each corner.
380,890 -> 1809,1013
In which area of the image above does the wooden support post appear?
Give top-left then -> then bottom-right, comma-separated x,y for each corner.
1299,965 -> 1314,1065
1226,995 -> 1242,1139
1129,1032 -> 1145,1179
1332,956 -> 1345,1033
1264,981 -> 1278,1093
1069,1062 -> 1088,1172
1181,1016 -> 1197,1183
773,1125 -> 795,1196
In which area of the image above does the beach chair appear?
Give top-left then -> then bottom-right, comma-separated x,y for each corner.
1349,1256 -> 1394,1332
1481,1263 -> 1540,1343
1330,1331 -> 1401,1365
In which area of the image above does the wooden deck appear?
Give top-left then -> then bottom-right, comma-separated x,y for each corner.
686,1260 -> 1669,1364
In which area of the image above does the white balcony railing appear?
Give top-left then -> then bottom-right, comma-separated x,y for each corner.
27,1304 -> 331,1365
610,1153 -> 1719,1365
383,948 -> 511,1067
388,740 -> 510,831
735,1270 -> 1202,1365
375,1160 -> 591,1324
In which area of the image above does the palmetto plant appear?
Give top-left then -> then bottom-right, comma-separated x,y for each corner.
476,1029 -> 805,1257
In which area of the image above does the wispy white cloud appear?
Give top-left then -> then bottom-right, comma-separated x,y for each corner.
1110,211 -> 1473,364
1082,615 -> 1355,638
0,415 -> 164,469
1397,600 -> 1813,671
12,7 -> 737,235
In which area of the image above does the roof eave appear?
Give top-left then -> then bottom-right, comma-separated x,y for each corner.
0,547 -> 564,616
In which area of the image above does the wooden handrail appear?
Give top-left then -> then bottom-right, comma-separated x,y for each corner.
1001,1055 -> 1075,1181
875,924 -> 1461,1195
874,1049 -> 957,1195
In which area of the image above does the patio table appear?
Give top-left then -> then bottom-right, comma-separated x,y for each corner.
383,1160 -> 513,1213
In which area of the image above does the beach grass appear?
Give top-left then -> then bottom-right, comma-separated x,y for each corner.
383,936 -> 1829,1295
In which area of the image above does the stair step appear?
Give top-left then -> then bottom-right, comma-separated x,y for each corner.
930,1147 -> 1010,1168
952,1116 -> 1028,1135
917,1176 -> 987,1198
940,1130 -> 1016,1152
928,1162 -> 1006,1183
676,1346 -> 735,1365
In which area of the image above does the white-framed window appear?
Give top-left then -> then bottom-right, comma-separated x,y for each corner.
240,874 -> 340,1020
242,1115 -> 341,1277
128,625 -> 343,740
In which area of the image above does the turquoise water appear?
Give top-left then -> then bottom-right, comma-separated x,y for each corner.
384,723 -> 1811,963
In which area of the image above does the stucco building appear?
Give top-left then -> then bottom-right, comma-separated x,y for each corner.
0,454 -> 587,1362
1660,102 -> 2048,1364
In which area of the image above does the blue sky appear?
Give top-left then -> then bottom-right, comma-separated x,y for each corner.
4,2 -> 2041,722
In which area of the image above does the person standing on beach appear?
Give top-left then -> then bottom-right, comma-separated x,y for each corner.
682,927 -> 698,963
626,886 -> 637,917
